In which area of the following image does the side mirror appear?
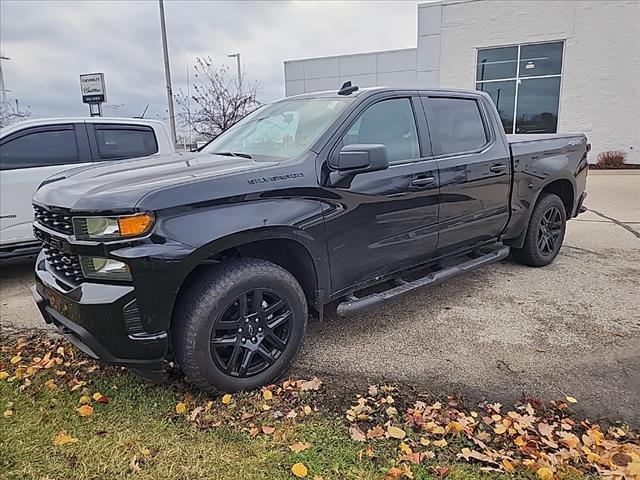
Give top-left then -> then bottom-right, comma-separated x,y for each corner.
335,144 -> 389,174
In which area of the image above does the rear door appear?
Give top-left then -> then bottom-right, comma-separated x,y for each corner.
421,93 -> 511,254
86,123 -> 159,162
321,93 -> 440,295
0,124 -> 90,246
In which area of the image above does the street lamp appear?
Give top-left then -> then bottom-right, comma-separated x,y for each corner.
104,103 -> 125,116
0,55 -> 11,105
228,52 -> 241,92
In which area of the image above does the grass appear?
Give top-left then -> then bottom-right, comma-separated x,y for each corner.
1,335 -> 617,479
0,370 -> 510,480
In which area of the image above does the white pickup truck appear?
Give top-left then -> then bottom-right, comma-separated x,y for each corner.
0,117 -> 174,257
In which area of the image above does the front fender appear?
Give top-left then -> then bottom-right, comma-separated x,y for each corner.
156,198 -> 330,294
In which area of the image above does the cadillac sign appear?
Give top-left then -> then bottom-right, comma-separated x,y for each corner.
80,73 -> 106,104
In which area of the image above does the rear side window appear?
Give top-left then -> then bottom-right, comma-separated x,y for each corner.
93,125 -> 158,161
343,98 -> 420,163
425,97 -> 488,156
0,127 -> 79,170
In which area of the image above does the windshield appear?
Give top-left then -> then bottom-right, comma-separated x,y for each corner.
202,97 -> 351,159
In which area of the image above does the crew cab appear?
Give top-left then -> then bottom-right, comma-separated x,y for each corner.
0,117 -> 174,257
31,85 -> 588,392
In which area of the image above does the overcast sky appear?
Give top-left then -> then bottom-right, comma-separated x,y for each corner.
1,0 -> 421,123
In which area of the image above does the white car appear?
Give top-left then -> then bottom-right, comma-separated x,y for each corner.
0,117 -> 174,257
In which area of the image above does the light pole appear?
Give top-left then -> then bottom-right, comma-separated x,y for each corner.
158,0 -> 177,147
227,52 -> 241,92
0,55 -> 11,105
104,103 -> 125,116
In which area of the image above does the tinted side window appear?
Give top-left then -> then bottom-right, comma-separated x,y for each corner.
343,98 -> 420,163
94,126 -> 158,161
425,98 -> 488,156
0,127 -> 79,170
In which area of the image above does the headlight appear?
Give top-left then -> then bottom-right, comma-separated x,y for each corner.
73,213 -> 154,240
79,256 -> 131,280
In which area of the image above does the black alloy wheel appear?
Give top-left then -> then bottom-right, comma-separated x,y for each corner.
210,288 -> 292,378
538,206 -> 563,256
511,192 -> 567,267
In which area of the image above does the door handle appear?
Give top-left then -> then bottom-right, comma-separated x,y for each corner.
410,176 -> 435,187
489,164 -> 506,173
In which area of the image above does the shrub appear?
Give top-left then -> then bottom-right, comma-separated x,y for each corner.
595,149 -> 627,169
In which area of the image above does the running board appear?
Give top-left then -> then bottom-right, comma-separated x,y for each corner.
336,245 -> 510,316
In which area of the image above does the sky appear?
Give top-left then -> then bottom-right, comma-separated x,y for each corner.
0,0 -> 422,125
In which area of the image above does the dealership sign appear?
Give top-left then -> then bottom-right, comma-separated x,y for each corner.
80,73 -> 106,104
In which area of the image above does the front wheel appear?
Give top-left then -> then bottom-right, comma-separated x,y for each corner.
173,258 -> 308,392
511,193 -> 567,267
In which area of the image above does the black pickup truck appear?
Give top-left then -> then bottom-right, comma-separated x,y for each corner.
31,85 -> 588,392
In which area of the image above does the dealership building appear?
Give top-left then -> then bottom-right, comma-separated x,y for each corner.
284,0 -> 640,164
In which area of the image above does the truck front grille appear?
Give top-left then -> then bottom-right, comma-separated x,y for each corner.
33,225 -> 85,284
33,204 -> 73,235
43,248 -> 84,283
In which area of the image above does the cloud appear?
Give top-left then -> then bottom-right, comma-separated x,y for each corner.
0,0 -> 420,122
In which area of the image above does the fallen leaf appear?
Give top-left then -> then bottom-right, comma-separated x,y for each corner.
221,393 -> 233,404
501,459 -> 515,472
44,379 -> 57,390
494,425 -> 507,435
10,355 -> 21,364
79,395 -> 91,405
433,439 -> 448,448
96,395 -> 109,405
0,371 -> 8,380
367,425 -> 385,439
263,389 -> 273,400
77,405 -> 94,417
261,425 -> 275,435
291,462 -> 308,478
289,442 -> 311,453
299,377 -> 322,391
53,430 -> 79,446
565,396 -> 577,404
129,454 -> 141,473
3,409 -> 13,417
92,392 -> 103,401
536,467 -> 554,480
175,402 -> 187,414
349,425 -> 367,442
387,425 -> 407,439
302,405 -> 312,416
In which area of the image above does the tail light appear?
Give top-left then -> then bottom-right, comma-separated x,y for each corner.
586,143 -> 592,152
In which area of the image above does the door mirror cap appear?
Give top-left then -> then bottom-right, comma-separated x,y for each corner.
336,144 -> 389,174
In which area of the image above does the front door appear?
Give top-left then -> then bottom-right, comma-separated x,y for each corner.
321,94 -> 440,295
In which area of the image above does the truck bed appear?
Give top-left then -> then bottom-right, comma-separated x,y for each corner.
507,133 -> 587,162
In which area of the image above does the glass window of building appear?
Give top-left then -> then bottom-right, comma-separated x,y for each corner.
476,41 -> 563,134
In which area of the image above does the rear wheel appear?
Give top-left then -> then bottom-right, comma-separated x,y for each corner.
173,258 -> 307,392
511,193 -> 567,267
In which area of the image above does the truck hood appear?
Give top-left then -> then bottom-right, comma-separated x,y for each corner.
33,152 -> 280,212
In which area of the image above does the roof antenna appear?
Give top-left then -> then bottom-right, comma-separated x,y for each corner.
338,81 -> 359,95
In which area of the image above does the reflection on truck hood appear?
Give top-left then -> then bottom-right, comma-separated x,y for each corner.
33,152 -> 280,212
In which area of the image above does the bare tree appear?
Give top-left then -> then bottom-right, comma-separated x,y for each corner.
0,99 -> 30,128
176,57 -> 260,140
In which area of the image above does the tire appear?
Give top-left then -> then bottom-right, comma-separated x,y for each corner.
173,258 -> 308,393
511,193 -> 567,267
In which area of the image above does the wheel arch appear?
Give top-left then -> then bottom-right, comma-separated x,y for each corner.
505,177 -> 575,249
172,227 -> 327,326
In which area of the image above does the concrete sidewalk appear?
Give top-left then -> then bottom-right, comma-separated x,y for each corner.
1,172 -> 639,425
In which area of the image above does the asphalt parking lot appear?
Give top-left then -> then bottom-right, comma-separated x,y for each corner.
1,171 -> 638,425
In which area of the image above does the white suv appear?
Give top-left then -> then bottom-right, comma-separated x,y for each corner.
0,117 -> 174,256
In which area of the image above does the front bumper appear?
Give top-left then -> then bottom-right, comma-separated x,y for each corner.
33,251 -> 168,379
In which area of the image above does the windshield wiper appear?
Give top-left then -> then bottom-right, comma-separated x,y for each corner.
210,151 -> 252,159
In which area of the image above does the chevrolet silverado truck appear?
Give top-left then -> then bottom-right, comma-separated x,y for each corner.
31,85 -> 588,392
